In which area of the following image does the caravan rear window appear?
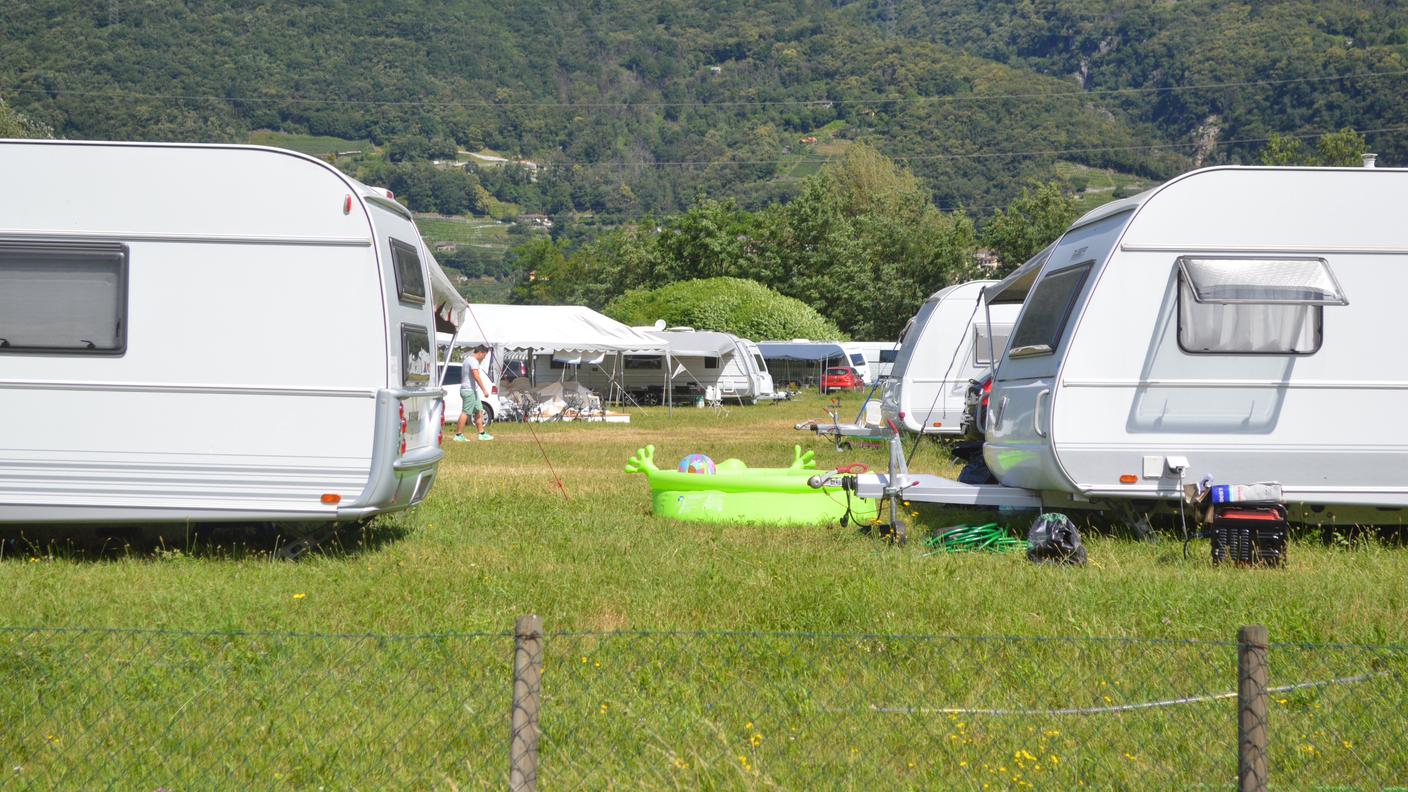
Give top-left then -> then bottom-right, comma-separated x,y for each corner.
389,238 -> 427,305
0,242 -> 127,355
1176,256 -> 1343,355
1008,264 -> 1091,358
400,324 -> 432,386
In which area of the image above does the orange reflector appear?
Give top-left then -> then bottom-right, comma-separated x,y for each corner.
1119,474 -> 1138,484
320,493 -> 341,505
931,421 -> 943,427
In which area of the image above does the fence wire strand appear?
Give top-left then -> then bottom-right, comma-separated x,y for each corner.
1,626 -> 1405,789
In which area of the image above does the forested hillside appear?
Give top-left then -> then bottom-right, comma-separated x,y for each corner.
4,1 -> 1403,220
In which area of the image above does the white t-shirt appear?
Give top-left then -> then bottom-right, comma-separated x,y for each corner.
461,356 -> 485,394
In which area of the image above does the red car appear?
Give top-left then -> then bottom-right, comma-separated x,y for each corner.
821,366 -> 863,391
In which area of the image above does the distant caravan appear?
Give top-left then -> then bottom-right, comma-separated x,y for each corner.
0,140 -> 468,524
880,275 -> 1034,437
853,164 -> 1408,523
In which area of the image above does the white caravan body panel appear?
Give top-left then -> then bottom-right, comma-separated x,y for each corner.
985,166 -> 1408,509
881,281 -> 1020,435
0,140 -> 445,524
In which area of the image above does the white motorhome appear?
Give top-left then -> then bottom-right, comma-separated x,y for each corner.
839,343 -> 874,385
880,280 -> 1025,436
0,140 -> 463,524
856,165 -> 1408,522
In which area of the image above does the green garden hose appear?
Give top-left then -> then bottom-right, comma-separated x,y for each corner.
921,523 -> 1027,555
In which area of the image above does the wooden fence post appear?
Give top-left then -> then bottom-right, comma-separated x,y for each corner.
510,615 -> 544,792
1238,624 -> 1269,792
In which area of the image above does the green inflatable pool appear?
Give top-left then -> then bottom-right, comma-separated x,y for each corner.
624,444 -> 878,526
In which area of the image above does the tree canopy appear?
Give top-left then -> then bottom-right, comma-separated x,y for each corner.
605,278 -> 845,341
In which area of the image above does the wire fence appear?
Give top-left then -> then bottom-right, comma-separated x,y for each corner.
2,623 -> 1405,790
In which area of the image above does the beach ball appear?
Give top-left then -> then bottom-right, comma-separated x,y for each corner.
678,453 -> 716,475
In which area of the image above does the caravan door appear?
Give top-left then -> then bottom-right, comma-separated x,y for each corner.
985,210 -> 1133,492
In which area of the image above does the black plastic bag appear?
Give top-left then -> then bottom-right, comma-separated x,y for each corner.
1026,513 -> 1088,566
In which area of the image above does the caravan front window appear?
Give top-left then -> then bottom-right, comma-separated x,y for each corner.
0,241 -> 127,355
1008,264 -> 1091,358
1176,256 -> 1343,354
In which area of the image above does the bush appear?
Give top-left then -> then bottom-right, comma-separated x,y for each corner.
604,278 -> 845,341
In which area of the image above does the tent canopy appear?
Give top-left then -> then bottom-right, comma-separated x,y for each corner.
756,341 -> 847,362
647,329 -> 738,357
446,304 -> 667,354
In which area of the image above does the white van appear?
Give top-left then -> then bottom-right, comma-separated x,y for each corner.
0,140 -> 459,524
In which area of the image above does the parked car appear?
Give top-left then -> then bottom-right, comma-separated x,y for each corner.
440,363 -> 505,425
821,366 -> 863,392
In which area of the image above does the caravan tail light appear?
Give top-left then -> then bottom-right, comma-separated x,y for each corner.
981,379 -> 993,409
342,194 -> 352,215
492,384 -> 498,395
399,403 -> 408,434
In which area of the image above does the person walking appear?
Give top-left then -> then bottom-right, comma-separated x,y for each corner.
454,344 -> 494,442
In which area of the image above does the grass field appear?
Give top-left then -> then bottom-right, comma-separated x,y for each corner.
3,393 -> 1405,639
3,394 -> 1407,787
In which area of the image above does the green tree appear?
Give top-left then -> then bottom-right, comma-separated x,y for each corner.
0,97 -> 51,138
980,183 -> 1078,274
1259,129 -> 1368,167
604,278 -> 845,341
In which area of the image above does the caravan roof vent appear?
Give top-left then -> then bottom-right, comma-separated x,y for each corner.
1178,257 -> 1347,306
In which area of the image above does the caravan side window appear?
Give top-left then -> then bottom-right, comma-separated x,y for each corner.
389,238 -> 427,305
400,324 -> 432,386
1176,256 -> 1346,355
703,356 -> 720,369
625,355 -> 662,370
1007,263 -> 1091,358
0,242 -> 127,355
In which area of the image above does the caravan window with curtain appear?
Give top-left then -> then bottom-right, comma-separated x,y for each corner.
1176,257 -> 1345,355
0,241 -> 127,355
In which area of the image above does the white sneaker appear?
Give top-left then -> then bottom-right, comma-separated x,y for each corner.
478,432 -> 494,441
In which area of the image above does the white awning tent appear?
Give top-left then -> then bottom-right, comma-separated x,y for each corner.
645,329 -> 738,357
440,304 -> 675,411
447,304 -> 667,354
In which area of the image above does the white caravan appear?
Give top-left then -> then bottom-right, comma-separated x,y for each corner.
0,140 -> 462,524
839,343 -> 874,385
648,329 -> 776,403
524,330 -> 776,404
846,341 -> 901,383
856,165 -> 1408,522
880,280 -> 1024,436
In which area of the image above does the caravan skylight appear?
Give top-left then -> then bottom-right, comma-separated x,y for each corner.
1177,257 -> 1347,305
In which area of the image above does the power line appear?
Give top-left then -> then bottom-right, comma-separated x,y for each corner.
511,125 -> 1408,169
3,67 -> 1406,110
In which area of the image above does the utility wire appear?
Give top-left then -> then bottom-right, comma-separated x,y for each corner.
4,67 -> 1406,109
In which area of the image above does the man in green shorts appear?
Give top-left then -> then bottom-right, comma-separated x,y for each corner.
454,345 -> 494,441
